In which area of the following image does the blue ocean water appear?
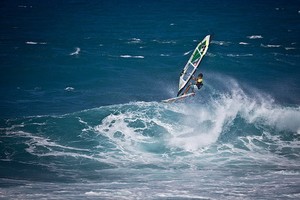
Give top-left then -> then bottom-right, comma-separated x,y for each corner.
1,0 -> 300,199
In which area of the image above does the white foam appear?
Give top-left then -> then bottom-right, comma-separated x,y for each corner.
4,130 -> 93,160
120,55 -> 144,59
247,35 -> 263,39
65,87 -> 74,91
239,42 -> 249,45
152,39 -> 176,44
211,40 -> 231,46
26,41 -> 38,45
26,41 -> 47,45
128,38 -> 142,44
285,47 -> 296,50
184,50 -> 192,56
247,104 -> 300,133
172,78 -> 300,152
70,47 -> 80,55
177,91 -> 243,150
227,53 -> 253,57
94,112 -> 150,163
261,44 -> 281,48
94,80 -> 299,156
18,5 -> 32,8
85,191 -> 102,196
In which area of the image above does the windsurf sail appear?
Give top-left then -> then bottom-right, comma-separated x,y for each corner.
177,35 -> 211,96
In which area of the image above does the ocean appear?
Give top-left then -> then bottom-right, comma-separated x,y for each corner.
0,0 -> 300,199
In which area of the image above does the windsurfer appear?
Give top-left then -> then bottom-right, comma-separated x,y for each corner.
183,73 -> 203,95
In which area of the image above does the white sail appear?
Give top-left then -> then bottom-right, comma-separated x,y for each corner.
177,35 -> 211,96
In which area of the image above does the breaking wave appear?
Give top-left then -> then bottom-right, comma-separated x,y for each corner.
1,79 -> 299,172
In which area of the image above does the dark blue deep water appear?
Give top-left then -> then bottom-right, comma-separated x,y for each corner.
1,0 -> 300,199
